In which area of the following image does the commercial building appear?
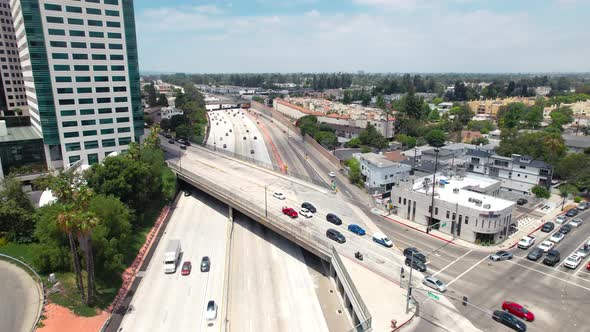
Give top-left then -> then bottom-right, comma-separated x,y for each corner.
391,172 -> 515,244
563,134 -> 590,153
354,152 -> 411,195
11,0 -> 143,168
0,0 -> 27,116
0,118 -> 47,180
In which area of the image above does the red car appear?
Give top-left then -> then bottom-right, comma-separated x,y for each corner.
587,261 -> 590,271
281,207 -> 298,218
181,261 -> 192,276
502,301 -> 534,321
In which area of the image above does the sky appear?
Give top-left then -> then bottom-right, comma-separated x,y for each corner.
134,0 -> 590,73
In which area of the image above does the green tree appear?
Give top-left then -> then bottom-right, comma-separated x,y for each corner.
497,102 -> 526,129
469,137 -> 489,146
450,104 -> 474,126
175,124 -> 191,140
169,114 -> 187,131
425,129 -> 446,147
395,134 -> 417,148
252,96 -> 265,104
531,185 -> 550,199
432,97 -> 443,105
344,158 -> 362,186
555,153 -> 590,191
144,82 -> 157,106
428,109 -> 440,121
160,118 -> 171,131
467,120 -> 495,134
345,137 -> 362,148
315,131 -> 338,150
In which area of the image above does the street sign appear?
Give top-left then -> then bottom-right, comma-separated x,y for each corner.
441,223 -> 447,227
427,292 -> 440,300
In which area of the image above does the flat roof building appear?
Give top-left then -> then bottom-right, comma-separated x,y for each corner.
355,152 -> 411,195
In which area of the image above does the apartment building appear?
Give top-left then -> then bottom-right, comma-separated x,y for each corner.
0,0 -> 26,115
11,0 -> 142,168
354,152 -> 411,195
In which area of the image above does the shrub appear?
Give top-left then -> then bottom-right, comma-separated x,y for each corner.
574,196 -> 583,203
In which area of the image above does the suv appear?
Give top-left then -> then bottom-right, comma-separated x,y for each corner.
301,202 -> 317,213
200,256 -> 210,272
516,198 -> 528,206
559,224 -> 572,234
541,222 -> 555,233
566,208 -> 579,217
405,257 -> 427,272
326,228 -> 346,243
527,247 -> 544,261
403,247 -> 427,263
326,213 -> 342,225
543,249 -> 561,266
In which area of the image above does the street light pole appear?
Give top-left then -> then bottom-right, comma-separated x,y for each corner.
264,184 -> 269,217
429,149 -> 440,229
406,251 -> 415,314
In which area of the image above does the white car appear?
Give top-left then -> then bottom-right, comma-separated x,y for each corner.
576,246 -> 590,258
273,192 -> 285,200
538,241 -> 555,253
569,218 -> 583,227
549,232 -> 565,243
563,254 -> 582,269
299,208 -> 313,218
205,300 -> 217,320
328,171 -> 336,178
422,276 -> 447,292
555,215 -> 567,224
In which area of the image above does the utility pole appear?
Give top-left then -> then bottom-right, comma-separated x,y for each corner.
405,251 -> 415,314
429,149 -> 440,228
264,184 -> 269,217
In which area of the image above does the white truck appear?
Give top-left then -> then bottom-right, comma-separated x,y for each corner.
163,239 -> 182,273
517,236 -> 535,249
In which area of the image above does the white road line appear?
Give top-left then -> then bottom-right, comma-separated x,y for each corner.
345,190 -> 353,198
505,259 -> 590,292
447,255 -> 489,287
432,249 -> 473,277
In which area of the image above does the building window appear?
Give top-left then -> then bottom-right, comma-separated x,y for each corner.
47,16 -> 64,23
88,153 -> 99,165
84,141 -> 99,149
71,42 -> 87,48
97,97 -> 111,103
446,210 -> 450,218
66,6 -> 82,13
90,31 -> 104,38
64,132 -> 79,138
115,107 -> 128,113
65,142 -> 81,151
118,137 -> 132,145
80,109 -> 94,115
73,53 -> 88,60
116,117 -> 129,123
118,127 -> 131,133
435,207 -> 439,215
106,21 -> 120,28
108,32 -> 121,39
69,30 -> 85,37
403,198 -> 406,205
77,87 -> 92,93
69,156 -> 81,164
44,4 -> 62,11
60,110 -> 75,116
458,215 -> 462,223
52,53 -> 68,59
465,216 -> 469,225
88,20 -> 103,27
99,118 -> 113,124
81,120 -> 96,126
101,128 -> 114,134
48,28 -> 65,36
79,98 -> 93,104
92,54 -> 107,60
398,197 -> 401,204
90,42 -> 105,49
93,65 -> 108,71
105,9 -> 120,16
83,131 -> 97,137
56,76 -> 72,82
86,8 -> 101,15
102,139 -> 116,147
452,213 -> 456,221
98,108 -> 112,114
105,0 -> 119,4
50,41 -> 67,48
68,18 -> 84,25
109,43 -> 123,50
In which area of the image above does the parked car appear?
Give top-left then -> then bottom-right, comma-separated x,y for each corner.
273,192 -> 285,200
492,310 -> 527,332
566,208 -> 579,217
205,300 -> 218,321
168,139 -> 174,144
564,254 -> 582,269
517,236 -> 535,249
559,224 -> 572,234
516,198 -> 528,206
578,202 -> 589,210
405,257 -> 427,272
555,215 -> 567,224
281,207 -> 298,218
575,246 -> 590,258
489,250 -> 513,261
404,247 -> 427,263
527,248 -> 544,261
541,222 -> 555,233
549,232 -> 565,243
326,228 -> 346,243
587,262 -> 590,271
538,241 -> 554,253
180,145 -> 187,150
326,213 -> 342,225
502,301 -> 535,321
422,276 -> 447,292
200,256 -> 210,272
223,144 -> 227,148
299,208 -> 313,218
569,218 -> 583,227
301,202 -> 317,213
328,171 -> 336,178
181,261 -> 192,276
543,249 -> 561,266
348,224 -> 366,236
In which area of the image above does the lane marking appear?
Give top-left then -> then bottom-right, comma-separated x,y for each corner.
447,255 -> 489,287
505,259 -> 590,292
432,250 -> 473,277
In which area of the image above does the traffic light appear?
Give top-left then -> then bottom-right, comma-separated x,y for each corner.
401,267 -> 405,278
462,296 -> 468,306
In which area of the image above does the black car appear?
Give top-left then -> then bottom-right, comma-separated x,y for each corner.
164,133 -> 172,139
566,208 -> 579,217
180,145 -> 187,150
326,213 -> 342,225
492,310 -> 527,332
516,198 -> 528,206
200,256 -> 210,272
559,224 -> 572,234
184,141 -> 191,146
543,249 -> 560,266
405,257 -> 427,272
403,247 -> 427,263
326,228 -> 346,243
541,222 -> 555,233
168,139 -> 174,144
301,202 -> 317,213
527,247 -> 544,261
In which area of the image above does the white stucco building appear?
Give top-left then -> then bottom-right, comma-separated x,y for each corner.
355,152 -> 411,195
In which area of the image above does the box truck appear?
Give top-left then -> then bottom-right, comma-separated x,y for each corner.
164,239 -> 182,273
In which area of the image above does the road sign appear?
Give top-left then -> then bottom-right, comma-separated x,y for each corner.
441,223 -> 447,227
427,292 -> 440,300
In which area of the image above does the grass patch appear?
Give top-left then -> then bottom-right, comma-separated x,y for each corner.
0,242 -> 36,267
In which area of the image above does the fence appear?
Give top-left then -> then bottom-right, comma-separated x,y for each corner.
0,254 -> 45,332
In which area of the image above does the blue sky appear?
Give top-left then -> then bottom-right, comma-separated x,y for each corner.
134,0 -> 590,73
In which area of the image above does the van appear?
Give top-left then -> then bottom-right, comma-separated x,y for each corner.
326,213 -> 342,225
326,228 -> 346,243
373,232 -> 393,248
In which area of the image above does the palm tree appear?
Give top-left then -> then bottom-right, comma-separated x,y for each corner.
76,210 -> 98,304
56,205 -> 86,304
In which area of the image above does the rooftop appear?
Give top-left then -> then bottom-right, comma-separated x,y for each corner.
0,126 -> 43,143
358,153 -> 408,169
412,173 -> 514,211
563,134 -> 590,148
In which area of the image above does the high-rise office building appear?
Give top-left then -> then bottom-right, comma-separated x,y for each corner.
0,0 -> 27,116
10,0 -> 142,168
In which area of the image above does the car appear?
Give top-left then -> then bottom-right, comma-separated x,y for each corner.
301,202 -> 316,213
569,218 -> 583,227
587,261 -> 590,271
326,213 -> 342,225
543,249 -> 560,266
184,141 -> 191,146
541,222 -> 555,233
347,224 -> 366,236
578,202 -> 589,210
246,129 -> 249,133
575,246 -> 590,258
516,198 -> 528,206
492,310 -> 527,331
225,133 -> 229,136
250,149 -> 254,154
223,144 -> 227,148
164,133 -> 172,139
281,207 -> 298,218
422,276 -> 447,292
326,228 -> 346,243
229,129 -> 232,132
489,250 -> 513,261
502,301 -> 535,321
243,136 -> 247,140
273,192 -> 285,200
299,208 -> 313,218
527,248 -> 544,261
181,261 -> 192,275
405,257 -> 427,272
180,144 -> 187,150
564,254 -> 582,269
253,136 -> 257,140
559,224 -> 572,234
328,171 -> 336,178
168,139 -> 174,144
555,215 -> 567,224
566,208 -> 579,217
549,232 -> 565,243
537,241 -> 554,253
404,247 -> 428,263
205,300 -> 217,321
200,256 -> 210,272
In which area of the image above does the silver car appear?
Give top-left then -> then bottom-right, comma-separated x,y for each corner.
489,250 -> 513,261
570,218 -> 583,227
422,276 -> 447,292
576,246 -> 590,258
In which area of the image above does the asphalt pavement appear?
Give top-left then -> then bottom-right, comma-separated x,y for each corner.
0,260 -> 41,332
